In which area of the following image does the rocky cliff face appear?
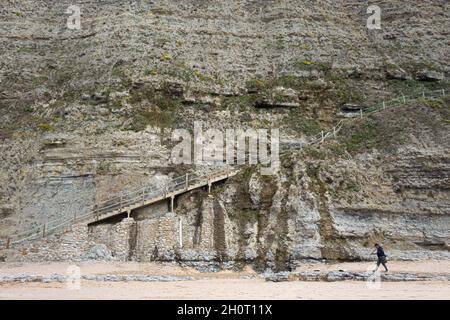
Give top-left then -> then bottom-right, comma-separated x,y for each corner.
0,0 -> 449,268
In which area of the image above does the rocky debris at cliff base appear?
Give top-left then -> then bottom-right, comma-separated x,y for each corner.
264,271 -> 450,282
82,275 -> 195,282
0,274 -> 194,283
177,261 -> 238,273
82,244 -> 115,261
1,271 -> 448,284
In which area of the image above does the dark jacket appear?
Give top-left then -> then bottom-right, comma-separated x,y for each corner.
376,246 -> 386,257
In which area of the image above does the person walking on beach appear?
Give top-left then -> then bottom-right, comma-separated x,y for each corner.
372,243 -> 388,272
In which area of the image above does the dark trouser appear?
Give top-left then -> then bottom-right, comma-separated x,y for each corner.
376,256 -> 388,271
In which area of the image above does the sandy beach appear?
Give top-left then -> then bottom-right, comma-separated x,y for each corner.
1,260 -> 449,300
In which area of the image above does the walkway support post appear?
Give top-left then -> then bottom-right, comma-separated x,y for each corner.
179,217 -> 183,248
185,173 -> 188,189
170,196 -> 174,213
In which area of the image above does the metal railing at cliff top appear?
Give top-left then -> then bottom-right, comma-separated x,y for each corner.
0,88 -> 448,249
280,88 -> 447,155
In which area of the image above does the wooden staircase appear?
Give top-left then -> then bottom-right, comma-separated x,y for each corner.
87,169 -> 237,224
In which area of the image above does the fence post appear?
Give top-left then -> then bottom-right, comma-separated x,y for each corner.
443,89 -> 445,97
6,237 -> 10,249
402,95 -> 406,103
383,101 -> 386,110
142,188 -> 145,205
333,126 -> 336,137
360,109 -> 363,119
422,91 -> 425,98
185,173 -> 189,189
321,131 -> 324,143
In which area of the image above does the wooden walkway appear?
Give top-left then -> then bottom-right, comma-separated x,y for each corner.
87,169 -> 237,224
